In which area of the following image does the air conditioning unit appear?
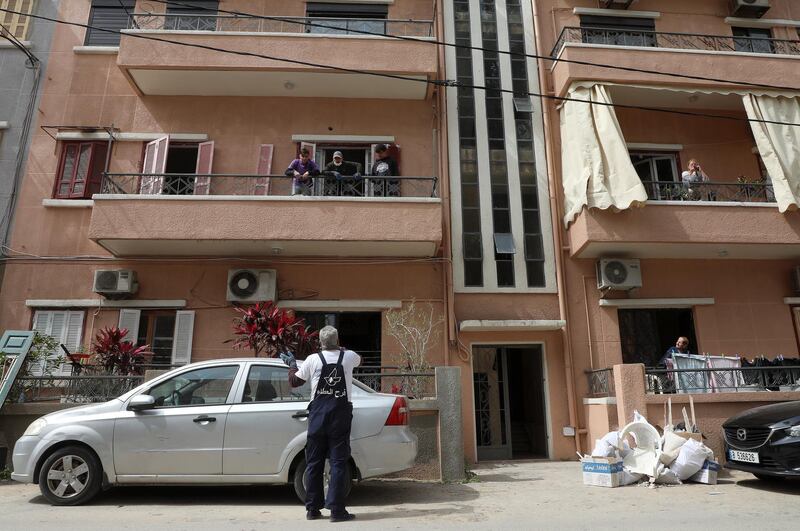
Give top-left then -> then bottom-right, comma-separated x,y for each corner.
93,270 -> 138,299
600,0 -> 634,9
792,266 -> 800,294
729,0 -> 771,18
227,269 -> 277,302
596,259 -> 642,290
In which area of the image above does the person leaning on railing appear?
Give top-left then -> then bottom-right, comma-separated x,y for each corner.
681,159 -> 710,200
285,147 -> 320,196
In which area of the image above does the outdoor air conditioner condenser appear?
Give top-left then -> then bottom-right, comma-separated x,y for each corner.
92,269 -> 138,299
729,0 -> 771,19
226,269 -> 277,303
596,259 -> 642,291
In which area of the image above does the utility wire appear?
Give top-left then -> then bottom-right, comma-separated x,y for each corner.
150,0 -> 800,93
2,6 -> 800,127
117,0 -> 139,30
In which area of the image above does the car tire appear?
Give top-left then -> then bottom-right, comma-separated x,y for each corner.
753,473 -> 785,482
292,456 -> 353,504
38,445 -> 102,506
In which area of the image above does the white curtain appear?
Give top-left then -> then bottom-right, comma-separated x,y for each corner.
560,84 -> 647,226
743,94 -> 800,213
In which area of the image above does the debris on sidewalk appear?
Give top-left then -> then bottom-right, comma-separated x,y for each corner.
580,399 -> 718,488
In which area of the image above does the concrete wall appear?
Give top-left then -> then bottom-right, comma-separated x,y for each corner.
0,1 -> 57,252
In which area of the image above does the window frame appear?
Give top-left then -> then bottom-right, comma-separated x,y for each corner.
84,0 -> 136,47
136,310 -> 177,368
52,141 -> 108,199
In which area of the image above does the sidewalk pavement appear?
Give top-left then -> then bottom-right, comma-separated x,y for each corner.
1,461 -> 798,530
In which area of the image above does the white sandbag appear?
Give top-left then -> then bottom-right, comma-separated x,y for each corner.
620,469 -> 644,486
654,466 -> 681,485
659,430 -> 687,465
592,431 -> 631,458
670,438 -> 713,480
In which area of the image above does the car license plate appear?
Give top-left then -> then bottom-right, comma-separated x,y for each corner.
728,449 -> 759,464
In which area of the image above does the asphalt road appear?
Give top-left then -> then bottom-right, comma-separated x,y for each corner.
1,461 -> 798,530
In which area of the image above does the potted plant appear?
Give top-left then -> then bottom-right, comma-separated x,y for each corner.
230,301 -> 319,358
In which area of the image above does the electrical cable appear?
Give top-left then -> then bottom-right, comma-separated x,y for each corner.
2,6 -> 800,127
149,0 -> 800,93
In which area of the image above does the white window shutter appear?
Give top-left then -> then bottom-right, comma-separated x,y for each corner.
171,310 -> 195,366
118,310 -> 142,343
193,141 -> 215,195
29,311 -> 52,376
60,312 -> 85,375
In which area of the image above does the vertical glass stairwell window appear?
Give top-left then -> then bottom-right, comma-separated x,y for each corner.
506,0 -> 545,287
454,0 -> 483,286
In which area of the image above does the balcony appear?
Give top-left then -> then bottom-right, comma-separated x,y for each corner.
549,27 -> 800,97
568,181 -> 800,260
117,13 -> 437,98
88,173 -> 442,257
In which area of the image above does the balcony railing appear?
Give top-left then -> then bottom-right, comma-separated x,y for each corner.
646,366 -> 800,394
586,368 -> 615,397
353,366 -> 435,399
551,26 -> 800,58
129,13 -> 433,37
9,375 -> 145,404
101,173 -> 438,198
641,180 -> 775,203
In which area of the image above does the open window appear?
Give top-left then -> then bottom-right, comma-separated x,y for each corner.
139,136 -> 215,195
53,142 -> 108,199
630,151 -> 679,200
618,308 -> 698,367
119,309 -> 195,367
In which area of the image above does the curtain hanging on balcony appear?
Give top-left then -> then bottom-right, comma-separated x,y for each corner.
560,84 -> 647,226
742,94 -> 800,213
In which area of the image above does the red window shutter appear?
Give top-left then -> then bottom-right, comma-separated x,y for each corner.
54,142 -> 108,199
193,141 -> 214,195
87,143 -> 108,197
254,144 -> 274,196
55,144 -> 79,198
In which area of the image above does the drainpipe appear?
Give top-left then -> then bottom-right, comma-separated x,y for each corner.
530,1 -> 583,454
434,0 -> 456,366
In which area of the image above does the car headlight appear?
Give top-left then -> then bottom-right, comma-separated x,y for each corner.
23,418 -> 47,437
786,425 -> 800,438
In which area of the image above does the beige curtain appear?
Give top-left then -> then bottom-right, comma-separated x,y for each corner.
560,85 -> 647,226
743,94 -> 800,213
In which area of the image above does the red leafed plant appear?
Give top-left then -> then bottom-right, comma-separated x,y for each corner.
230,301 -> 319,358
91,326 -> 151,375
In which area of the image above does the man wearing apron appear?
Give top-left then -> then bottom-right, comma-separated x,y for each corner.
283,325 -> 361,522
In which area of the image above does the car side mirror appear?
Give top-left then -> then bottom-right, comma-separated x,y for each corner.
129,394 -> 156,411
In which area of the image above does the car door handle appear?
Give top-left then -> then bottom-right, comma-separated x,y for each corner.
193,415 -> 216,423
292,411 -> 309,419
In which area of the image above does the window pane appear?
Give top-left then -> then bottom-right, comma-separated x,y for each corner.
464,260 -> 483,287
463,232 -> 483,259
148,365 -> 239,407
60,145 -> 77,186
462,208 -> 481,233
151,314 -> 176,366
526,261 -> 545,287
244,365 -> 310,402
496,260 -> 514,287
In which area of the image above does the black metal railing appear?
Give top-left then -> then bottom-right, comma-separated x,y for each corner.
641,180 -> 775,203
8,375 -> 145,404
129,13 -> 433,37
551,26 -> 800,58
645,366 -> 800,394
353,366 -> 435,399
100,173 -> 438,198
586,368 -> 614,397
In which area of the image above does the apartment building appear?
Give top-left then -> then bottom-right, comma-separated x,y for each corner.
0,0 -> 448,421
0,0 -> 57,279
533,0 -> 800,451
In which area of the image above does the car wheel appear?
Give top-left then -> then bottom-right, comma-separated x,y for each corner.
292,456 -> 353,504
38,446 -> 102,506
753,473 -> 785,482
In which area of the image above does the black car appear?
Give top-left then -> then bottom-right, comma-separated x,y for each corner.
723,400 -> 800,480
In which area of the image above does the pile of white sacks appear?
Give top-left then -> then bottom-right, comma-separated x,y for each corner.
591,410 -> 715,486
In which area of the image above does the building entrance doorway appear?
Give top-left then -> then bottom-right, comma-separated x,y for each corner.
473,346 -> 548,461
618,308 -> 697,366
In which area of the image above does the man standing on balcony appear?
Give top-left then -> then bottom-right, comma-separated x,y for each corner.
659,336 -> 691,367
371,144 -> 399,196
324,151 -> 362,196
282,326 -> 361,522
286,147 -> 320,196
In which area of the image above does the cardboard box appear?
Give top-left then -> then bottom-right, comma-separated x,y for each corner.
688,460 -> 719,485
581,457 -> 623,488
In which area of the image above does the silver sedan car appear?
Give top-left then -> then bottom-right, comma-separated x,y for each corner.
11,358 -> 417,505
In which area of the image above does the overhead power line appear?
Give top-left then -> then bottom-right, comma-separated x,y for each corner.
1,6 -> 800,127
151,0 -> 800,93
